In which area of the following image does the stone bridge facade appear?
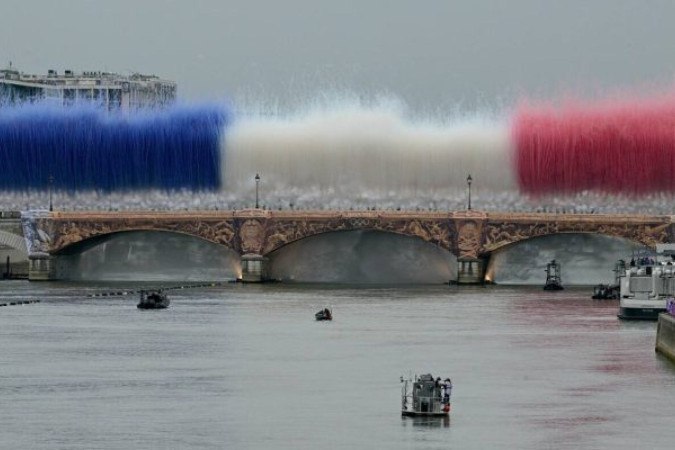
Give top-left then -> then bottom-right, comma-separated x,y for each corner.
0,211 -> 28,277
22,209 -> 675,282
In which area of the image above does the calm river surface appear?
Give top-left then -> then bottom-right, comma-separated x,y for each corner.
1,281 -> 674,450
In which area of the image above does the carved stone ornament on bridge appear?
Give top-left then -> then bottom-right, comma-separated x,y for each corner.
52,220 -> 114,251
349,218 -> 373,228
36,211 -> 673,258
456,220 -> 482,259
262,219 -> 351,254
182,220 -> 237,248
22,217 -> 53,255
379,219 -> 452,251
483,219 -> 672,252
239,219 -> 266,254
210,221 -> 237,246
49,217 -> 239,253
632,223 -> 671,248
260,216 -> 454,255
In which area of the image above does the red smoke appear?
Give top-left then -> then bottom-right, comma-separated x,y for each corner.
513,94 -> 675,195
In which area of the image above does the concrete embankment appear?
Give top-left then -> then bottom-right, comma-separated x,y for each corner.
656,313 -> 675,363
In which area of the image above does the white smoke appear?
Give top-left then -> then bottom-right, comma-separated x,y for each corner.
223,98 -> 515,207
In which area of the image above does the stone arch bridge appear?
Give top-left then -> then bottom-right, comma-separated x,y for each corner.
20,209 -> 674,282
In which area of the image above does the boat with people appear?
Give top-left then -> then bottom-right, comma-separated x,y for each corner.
618,244 -> 675,320
592,260 -> 625,299
315,307 -> 332,321
592,284 -> 620,299
543,259 -> 564,290
401,373 -> 452,417
137,290 -> 170,309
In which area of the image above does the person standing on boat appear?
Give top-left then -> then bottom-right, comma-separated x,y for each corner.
442,378 -> 452,403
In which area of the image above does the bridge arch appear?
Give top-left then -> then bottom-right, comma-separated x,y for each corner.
481,218 -> 672,256
0,229 -> 28,255
261,218 -> 455,256
484,230 -> 654,255
53,228 -> 235,255
0,229 -> 29,276
484,232 -> 647,285
264,228 -> 457,283
49,218 -> 238,255
263,226 -> 456,256
54,229 -> 241,282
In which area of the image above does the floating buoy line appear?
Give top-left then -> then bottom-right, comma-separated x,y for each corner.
87,282 -> 225,298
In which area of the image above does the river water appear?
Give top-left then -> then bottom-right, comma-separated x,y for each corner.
1,281 -> 674,450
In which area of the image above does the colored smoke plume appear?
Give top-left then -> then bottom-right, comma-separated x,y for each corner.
513,93 -> 675,195
225,100 -> 514,195
0,103 -> 228,192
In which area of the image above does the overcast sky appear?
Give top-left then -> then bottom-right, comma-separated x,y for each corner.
2,0 -> 675,113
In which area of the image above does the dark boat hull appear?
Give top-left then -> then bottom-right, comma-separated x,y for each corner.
592,284 -> 620,299
315,309 -> 332,321
543,283 -> 564,291
618,306 -> 664,320
137,292 -> 170,309
137,302 -> 169,309
401,410 -> 448,417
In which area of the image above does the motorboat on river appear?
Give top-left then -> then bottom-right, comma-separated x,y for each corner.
401,374 -> 452,417
592,260 -> 624,300
618,244 -> 675,320
543,259 -> 564,291
315,308 -> 332,321
137,290 -> 170,309
592,284 -> 620,299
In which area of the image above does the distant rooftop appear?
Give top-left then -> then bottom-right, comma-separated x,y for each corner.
0,64 -> 177,109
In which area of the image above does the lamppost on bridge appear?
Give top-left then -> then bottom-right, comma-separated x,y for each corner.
255,173 -> 261,209
466,174 -> 472,211
48,175 -> 54,212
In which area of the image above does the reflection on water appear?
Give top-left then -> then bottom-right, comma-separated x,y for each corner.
401,415 -> 450,428
0,282 -> 674,449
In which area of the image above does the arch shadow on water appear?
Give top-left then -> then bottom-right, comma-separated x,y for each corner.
54,230 -> 240,282
266,229 -> 457,284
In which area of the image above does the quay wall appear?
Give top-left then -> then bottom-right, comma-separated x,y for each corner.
655,313 -> 675,363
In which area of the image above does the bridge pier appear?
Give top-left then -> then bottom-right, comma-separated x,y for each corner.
240,254 -> 268,283
456,257 -> 485,285
28,255 -> 57,281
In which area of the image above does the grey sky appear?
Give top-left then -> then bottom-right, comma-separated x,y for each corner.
2,0 -> 674,113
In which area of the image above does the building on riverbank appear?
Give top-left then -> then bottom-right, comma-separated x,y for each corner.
0,63 -> 176,110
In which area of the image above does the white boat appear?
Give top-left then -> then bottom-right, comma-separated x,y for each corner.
618,244 -> 675,320
401,374 -> 452,417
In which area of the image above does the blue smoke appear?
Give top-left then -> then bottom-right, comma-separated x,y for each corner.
0,103 -> 228,192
